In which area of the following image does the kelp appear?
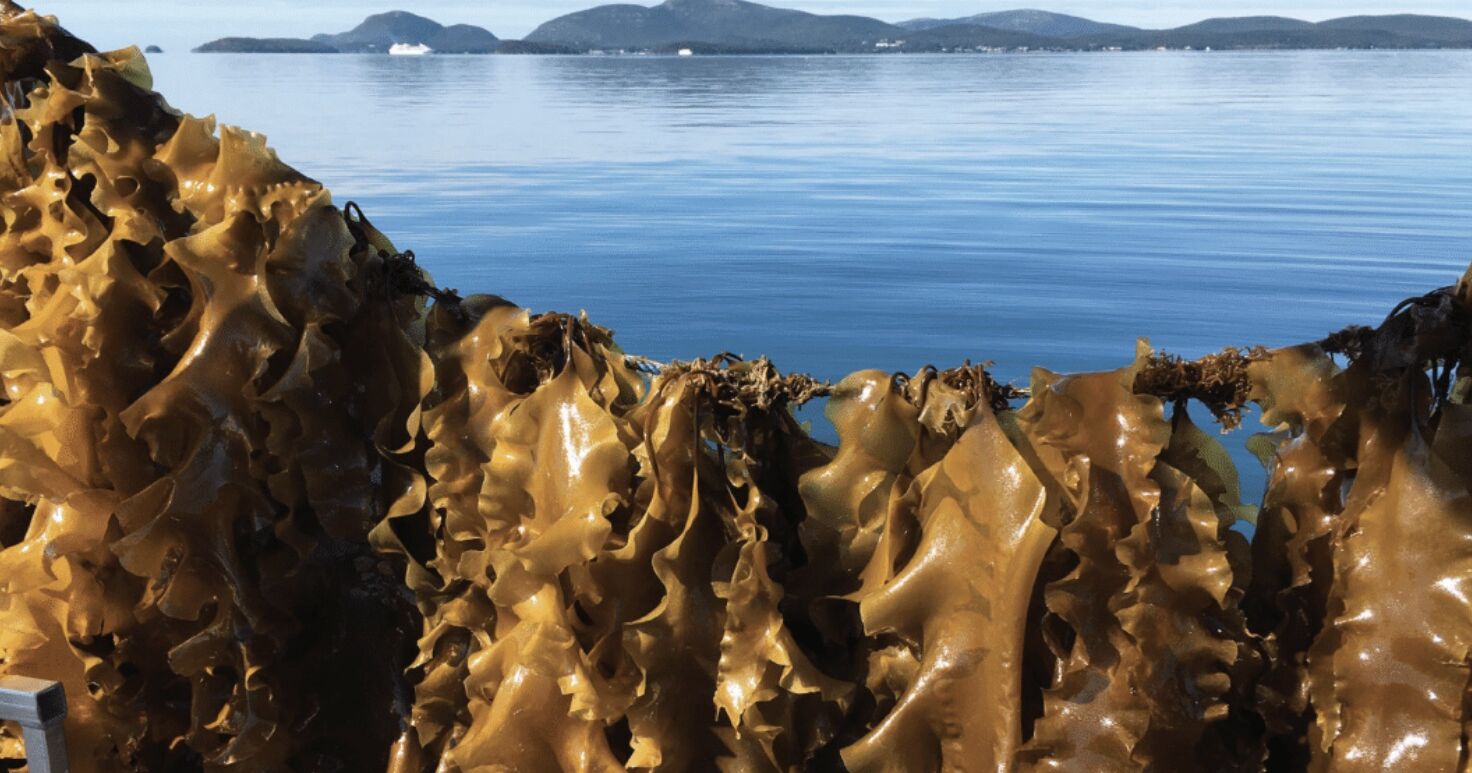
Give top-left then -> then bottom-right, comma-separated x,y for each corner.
4,5 -> 1472,772
0,5 -> 425,770
841,386 -> 1051,772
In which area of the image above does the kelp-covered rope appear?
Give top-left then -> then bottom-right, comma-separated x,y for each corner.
5,6 -> 1472,773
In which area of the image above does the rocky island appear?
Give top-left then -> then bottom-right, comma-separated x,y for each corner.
195,10 -> 500,54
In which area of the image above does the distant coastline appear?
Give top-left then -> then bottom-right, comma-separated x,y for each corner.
194,4 -> 1472,55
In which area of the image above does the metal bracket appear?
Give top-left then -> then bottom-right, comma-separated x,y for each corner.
0,676 -> 68,773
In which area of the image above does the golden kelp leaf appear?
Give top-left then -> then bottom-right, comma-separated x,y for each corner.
395,302 -> 524,762
1016,343 -> 1257,770
1123,454 -> 1248,766
1307,393 -> 1472,771
1148,459 -> 1236,604
400,304 -> 647,770
658,356 -> 849,769
155,118 -> 321,227
798,370 -> 920,580
623,473 -> 725,770
1119,411 -> 1254,768
1014,349 -> 1167,771
1,15 -> 429,769
449,585 -> 625,772
482,365 -> 628,581
1238,345 -> 1351,758
1244,345 -> 1348,614
713,489 -> 852,749
844,401 -> 1051,772
1248,344 -> 1344,437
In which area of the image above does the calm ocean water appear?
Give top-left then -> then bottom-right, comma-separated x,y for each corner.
148,51 -> 1472,494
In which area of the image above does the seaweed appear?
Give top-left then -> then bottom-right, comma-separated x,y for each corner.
4,5 -> 1472,772
1134,346 -> 1268,430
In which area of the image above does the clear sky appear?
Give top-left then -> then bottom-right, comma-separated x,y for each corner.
37,0 -> 1472,53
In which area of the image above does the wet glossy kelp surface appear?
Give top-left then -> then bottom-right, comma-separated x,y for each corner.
3,7 -> 1472,772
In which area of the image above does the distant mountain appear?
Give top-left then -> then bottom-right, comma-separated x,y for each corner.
525,0 -> 902,52
525,1 -> 1472,52
309,10 -> 443,50
1169,16 -> 1316,35
881,10 -> 1472,52
899,9 -> 1135,38
426,24 -> 503,53
1318,14 -> 1472,43
196,5 -> 1472,55
195,37 -> 339,54
196,11 -> 499,54
310,11 -> 499,53
1076,15 -> 1472,50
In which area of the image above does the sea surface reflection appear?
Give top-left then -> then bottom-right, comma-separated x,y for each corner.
149,51 -> 1472,495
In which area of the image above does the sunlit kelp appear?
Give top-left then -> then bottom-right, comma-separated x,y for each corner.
0,4 -> 424,769
841,377 -> 1050,772
5,4 -> 1472,772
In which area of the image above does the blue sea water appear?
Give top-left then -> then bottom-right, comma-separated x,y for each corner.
147,51 -> 1472,497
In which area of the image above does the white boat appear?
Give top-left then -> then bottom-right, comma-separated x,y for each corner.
389,43 -> 433,56
678,48 -> 694,57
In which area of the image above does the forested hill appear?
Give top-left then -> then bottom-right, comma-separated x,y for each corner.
196,4 -> 1472,54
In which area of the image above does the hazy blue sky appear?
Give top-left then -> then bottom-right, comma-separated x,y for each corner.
39,0 -> 1472,53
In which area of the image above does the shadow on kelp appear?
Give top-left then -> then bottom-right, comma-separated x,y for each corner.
4,4 -> 1472,772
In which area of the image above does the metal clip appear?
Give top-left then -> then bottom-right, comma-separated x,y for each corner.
0,676 -> 68,772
